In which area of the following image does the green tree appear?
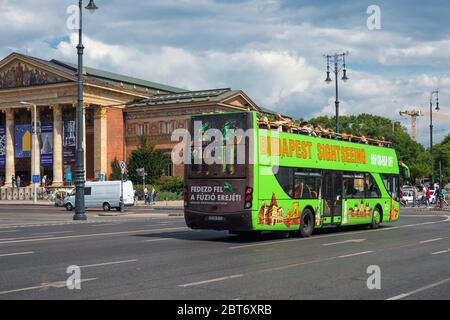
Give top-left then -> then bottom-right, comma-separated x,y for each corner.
127,136 -> 171,185
433,134 -> 450,185
109,157 -> 122,181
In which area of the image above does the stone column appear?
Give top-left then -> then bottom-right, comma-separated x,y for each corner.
52,105 -> 64,187
83,104 -> 88,180
30,106 -> 41,183
4,109 -> 15,188
94,106 -> 108,179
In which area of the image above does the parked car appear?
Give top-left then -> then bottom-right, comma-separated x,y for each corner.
402,185 -> 413,192
64,181 -> 135,211
401,190 -> 414,204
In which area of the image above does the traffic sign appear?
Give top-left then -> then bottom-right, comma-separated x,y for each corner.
136,168 -> 146,176
32,175 -> 40,184
120,161 -> 126,171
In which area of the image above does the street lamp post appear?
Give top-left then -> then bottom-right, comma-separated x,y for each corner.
429,89 -> 439,189
324,52 -> 349,133
73,0 -> 99,221
20,102 -> 38,204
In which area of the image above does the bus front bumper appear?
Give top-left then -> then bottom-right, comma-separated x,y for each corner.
184,210 -> 253,231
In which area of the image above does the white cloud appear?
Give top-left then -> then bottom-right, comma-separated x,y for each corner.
1,0 -> 449,145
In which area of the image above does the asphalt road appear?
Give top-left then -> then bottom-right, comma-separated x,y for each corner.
0,205 -> 449,300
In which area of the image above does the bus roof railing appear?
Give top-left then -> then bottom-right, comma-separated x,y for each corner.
257,117 -> 393,148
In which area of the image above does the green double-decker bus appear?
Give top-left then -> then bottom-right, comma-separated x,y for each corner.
184,111 -> 406,237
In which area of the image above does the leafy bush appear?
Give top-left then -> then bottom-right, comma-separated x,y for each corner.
155,176 -> 184,193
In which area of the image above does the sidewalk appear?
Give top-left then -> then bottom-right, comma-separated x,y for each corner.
135,200 -> 183,210
403,206 -> 450,212
0,200 -> 53,206
0,199 -> 184,209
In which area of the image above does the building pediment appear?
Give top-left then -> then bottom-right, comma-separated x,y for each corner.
220,91 -> 261,112
0,53 -> 74,89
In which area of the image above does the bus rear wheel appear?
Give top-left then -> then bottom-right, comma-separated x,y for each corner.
299,208 -> 314,238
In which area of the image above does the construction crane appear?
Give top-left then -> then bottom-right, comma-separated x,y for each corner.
399,109 -> 424,141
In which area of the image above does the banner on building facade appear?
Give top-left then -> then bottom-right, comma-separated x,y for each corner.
14,124 -> 31,158
0,125 -> 5,168
40,123 -> 53,167
63,121 -> 76,165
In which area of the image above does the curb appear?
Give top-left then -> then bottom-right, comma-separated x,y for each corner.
403,207 -> 450,213
151,207 -> 183,211
168,213 -> 184,217
97,212 -> 129,217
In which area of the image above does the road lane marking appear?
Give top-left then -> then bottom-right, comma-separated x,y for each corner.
431,250 -> 449,255
179,274 -> 244,288
0,251 -> 34,257
0,230 -> 19,233
229,215 -> 450,250
0,227 -> 189,245
0,278 -> 97,296
178,249 -> 376,288
387,277 -> 450,300
80,259 -> 138,268
400,215 -> 442,217
142,238 -> 172,243
420,238 -> 443,244
322,239 -> 366,246
89,223 -> 120,227
0,235 -> 55,242
338,251 -> 373,258
31,231 -> 74,236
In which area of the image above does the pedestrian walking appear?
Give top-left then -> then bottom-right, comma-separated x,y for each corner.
412,185 -> 418,207
134,190 -> 138,206
11,175 -> 15,189
425,186 -> 431,208
143,187 -> 148,205
151,187 -> 156,205
438,184 -> 448,208
16,175 -> 21,188
145,190 -> 152,205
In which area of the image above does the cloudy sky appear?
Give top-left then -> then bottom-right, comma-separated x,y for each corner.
1,0 -> 449,145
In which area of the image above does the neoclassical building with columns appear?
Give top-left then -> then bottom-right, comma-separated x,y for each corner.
0,52 -> 273,189
0,52 -> 184,187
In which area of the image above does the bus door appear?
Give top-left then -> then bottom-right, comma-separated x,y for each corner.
323,172 -> 343,224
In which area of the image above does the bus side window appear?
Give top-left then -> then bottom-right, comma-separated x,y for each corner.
274,167 -> 295,198
382,174 -> 400,200
366,174 -> 381,198
344,173 -> 365,198
293,171 -> 322,199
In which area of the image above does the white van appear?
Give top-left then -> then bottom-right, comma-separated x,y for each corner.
64,181 -> 135,211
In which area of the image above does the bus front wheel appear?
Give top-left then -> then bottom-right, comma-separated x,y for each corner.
299,208 -> 314,238
370,207 -> 381,229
